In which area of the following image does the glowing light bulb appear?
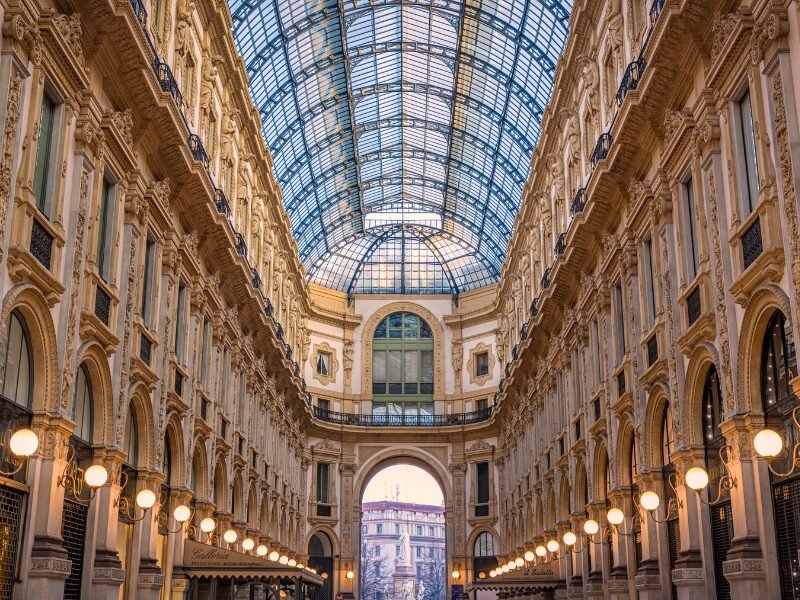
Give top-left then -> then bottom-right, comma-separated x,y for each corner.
514,557 -> 524,567
288,558 -> 297,567
640,491 -> 660,512
563,531 -> 577,546
754,429 -> 783,458
173,504 -> 191,523
524,550 -> 535,562
584,519 -> 600,536
269,551 -> 280,562
607,507 -> 625,526
546,539 -> 559,553
223,529 -> 238,544
257,545 -> 268,557
535,545 -> 547,557
9,429 -> 38,457
84,464 -> 108,488
279,555 -> 289,564
685,467 -> 710,491
136,489 -> 156,510
200,518 -> 216,533
242,538 -> 255,551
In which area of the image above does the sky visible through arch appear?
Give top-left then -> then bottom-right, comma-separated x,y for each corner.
363,464 -> 444,506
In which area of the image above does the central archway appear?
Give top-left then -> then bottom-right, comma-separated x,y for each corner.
354,451 -> 452,600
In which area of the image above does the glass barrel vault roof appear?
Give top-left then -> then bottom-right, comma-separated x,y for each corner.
228,0 -> 573,295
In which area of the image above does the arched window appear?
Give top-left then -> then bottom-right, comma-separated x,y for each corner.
72,364 -> 93,442
661,403 -> 674,468
473,532 -> 497,580
1,310 -> 32,408
213,467 -> 224,508
702,363 -> 732,600
372,312 -> 434,419
162,435 -> 172,486
702,365 -> 724,445
308,532 -> 333,590
760,310 -> 797,412
123,404 -> 139,468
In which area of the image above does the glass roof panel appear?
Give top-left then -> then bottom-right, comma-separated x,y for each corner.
229,0 -> 573,294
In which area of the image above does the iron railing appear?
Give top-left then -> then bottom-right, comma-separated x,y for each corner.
742,217 -> 763,270
686,284 -> 701,326
234,232 -> 247,257
153,60 -> 183,108
591,133 -> 613,168
616,57 -> 647,107
188,134 -> 209,169
555,232 -> 567,256
541,268 -> 551,289
312,405 -> 493,427
30,219 -> 53,269
214,189 -> 230,215
570,188 -> 587,216
94,286 -> 111,326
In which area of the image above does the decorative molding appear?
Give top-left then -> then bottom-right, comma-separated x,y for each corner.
311,341 -> 338,387
360,302 -> 446,400
466,342 -> 495,387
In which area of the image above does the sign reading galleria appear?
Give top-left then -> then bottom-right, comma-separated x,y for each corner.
184,540 -> 271,569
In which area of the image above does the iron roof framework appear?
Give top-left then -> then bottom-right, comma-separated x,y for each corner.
228,0 -> 572,295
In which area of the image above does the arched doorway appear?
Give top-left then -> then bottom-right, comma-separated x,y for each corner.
308,532 -> 334,600
360,463 -> 446,600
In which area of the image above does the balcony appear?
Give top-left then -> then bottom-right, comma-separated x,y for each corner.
251,268 -> 261,290
570,188 -> 587,216
554,232 -> 566,256
616,57 -> 647,107
234,232 -> 247,258
312,405 -> 493,427
152,60 -> 183,109
591,133 -> 612,168
188,134 -> 209,169
214,189 -> 230,216
541,268 -> 551,290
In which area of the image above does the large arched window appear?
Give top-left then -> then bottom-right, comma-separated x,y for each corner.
308,532 -> 333,593
123,404 -> 139,468
371,312 -> 434,419
473,531 -> 497,580
72,364 -> 93,442
760,310 -> 797,412
702,364 -> 732,600
1,310 -> 32,408
702,365 -> 724,445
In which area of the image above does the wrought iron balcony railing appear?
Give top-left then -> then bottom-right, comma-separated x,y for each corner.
312,405 -> 493,427
570,188 -> 587,216
153,60 -> 183,108
616,57 -> 647,107
591,133 -> 613,168
214,189 -> 230,216
555,232 -> 567,256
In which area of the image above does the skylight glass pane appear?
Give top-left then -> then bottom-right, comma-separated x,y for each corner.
229,0 -> 573,294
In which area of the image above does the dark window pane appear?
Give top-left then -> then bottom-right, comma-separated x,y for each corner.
420,320 -> 433,338
389,313 -> 402,328
374,320 -> 387,338
404,383 -> 418,395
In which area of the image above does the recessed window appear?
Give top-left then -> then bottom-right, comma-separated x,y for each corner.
0,310 -> 33,409
96,178 -> 116,281
33,92 -> 59,216
141,237 -> 157,326
316,463 -> 330,504
73,364 -> 93,442
316,351 -> 332,376
683,176 -> 699,281
738,89 -> 760,215
475,351 -> 489,377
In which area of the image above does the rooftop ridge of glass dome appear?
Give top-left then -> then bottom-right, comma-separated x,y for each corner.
227,0 -> 573,295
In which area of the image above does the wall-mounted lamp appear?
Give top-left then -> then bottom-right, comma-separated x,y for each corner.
685,445 -> 737,505
257,544 -> 268,557
0,428 -> 38,476
56,442 -> 107,502
158,503 -> 194,534
223,529 -> 238,545
345,561 -> 355,580
115,471 -> 157,521
754,406 -> 800,477
242,538 -> 255,552
637,474 -> 683,523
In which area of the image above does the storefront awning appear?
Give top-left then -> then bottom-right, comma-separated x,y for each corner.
467,562 -> 564,594
177,539 -> 324,586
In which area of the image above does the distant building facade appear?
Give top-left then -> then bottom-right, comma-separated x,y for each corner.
361,500 -> 446,598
